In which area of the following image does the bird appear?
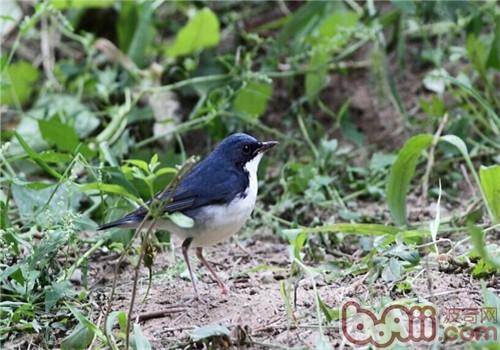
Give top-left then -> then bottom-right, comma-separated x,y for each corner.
98,133 -> 278,299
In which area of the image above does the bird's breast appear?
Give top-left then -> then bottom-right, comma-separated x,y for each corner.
190,184 -> 257,246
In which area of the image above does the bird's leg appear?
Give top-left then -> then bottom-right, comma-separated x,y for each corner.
181,238 -> 200,300
196,247 -> 229,295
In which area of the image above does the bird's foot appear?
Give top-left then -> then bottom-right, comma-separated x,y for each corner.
218,282 -> 230,295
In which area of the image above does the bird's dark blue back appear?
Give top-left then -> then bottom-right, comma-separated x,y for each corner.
97,133 -> 257,229
166,150 -> 249,214
117,148 -> 249,224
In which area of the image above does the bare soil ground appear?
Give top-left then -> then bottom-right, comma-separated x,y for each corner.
87,222 -> 496,349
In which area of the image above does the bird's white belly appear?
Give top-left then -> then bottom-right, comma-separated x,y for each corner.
191,191 -> 256,246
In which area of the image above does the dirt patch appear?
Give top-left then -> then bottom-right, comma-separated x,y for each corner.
87,227 -> 490,349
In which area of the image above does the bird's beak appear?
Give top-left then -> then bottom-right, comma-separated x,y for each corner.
256,140 -> 279,153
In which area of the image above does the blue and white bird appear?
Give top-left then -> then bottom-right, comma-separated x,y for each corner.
98,133 -> 278,298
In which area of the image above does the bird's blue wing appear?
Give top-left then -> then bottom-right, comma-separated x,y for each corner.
98,161 -> 247,230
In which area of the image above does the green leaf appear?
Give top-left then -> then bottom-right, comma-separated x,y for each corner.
305,11 -> 358,100
131,323 -> 152,350
44,281 -> 70,311
14,132 -> 63,179
317,11 -> 359,38
125,159 -> 149,173
440,134 -> 494,222
105,310 -> 127,348
38,116 -> 80,153
468,224 -> 500,270
423,68 -> 448,95
168,212 -> 194,229
61,323 -> 94,350
440,134 -> 468,155
38,150 -> 73,164
233,80 -> 272,118
381,258 -> 403,282
370,152 -> 396,172
80,182 -> 141,203
154,167 -> 177,177
117,2 -> 137,52
190,324 -> 230,342
0,201 -> 10,229
12,181 -> 82,225
276,1 -> 331,47
117,1 -> 155,67
486,15 -> 500,70
66,304 -> 106,341
1,60 -> 39,106
166,8 -> 220,57
51,0 -> 114,9
386,134 -> 433,225
28,94 -> 100,138
480,165 -> 500,223
466,34 -> 488,76
317,295 -> 339,323
305,49 -> 329,100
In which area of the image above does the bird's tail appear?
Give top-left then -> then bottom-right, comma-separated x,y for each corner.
97,215 -> 140,230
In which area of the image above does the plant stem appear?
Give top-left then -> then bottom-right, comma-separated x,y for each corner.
123,157 -> 197,349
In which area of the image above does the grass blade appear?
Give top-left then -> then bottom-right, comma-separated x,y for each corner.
386,134 -> 433,225
440,135 -> 493,223
14,132 -> 63,180
479,165 -> 500,223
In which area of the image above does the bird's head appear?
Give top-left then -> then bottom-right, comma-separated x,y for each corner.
214,133 -> 278,171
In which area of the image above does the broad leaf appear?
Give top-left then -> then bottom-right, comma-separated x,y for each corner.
168,212 -> 194,229
233,80 -> 272,118
44,281 -> 70,311
12,181 -> 82,225
131,323 -> 152,350
423,68 -> 448,95
38,116 -> 80,153
386,134 -> 433,225
469,224 -> 500,269
382,258 -> 403,282
2,60 -> 39,105
167,8 -> 220,57
61,323 -> 94,350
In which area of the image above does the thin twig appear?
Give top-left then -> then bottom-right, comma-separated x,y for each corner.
460,164 -> 476,197
422,113 -> 448,201
124,157 -> 197,349
137,308 -> 187,322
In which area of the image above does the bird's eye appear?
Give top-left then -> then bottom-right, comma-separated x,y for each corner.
242,145 -> 251,155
